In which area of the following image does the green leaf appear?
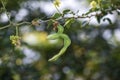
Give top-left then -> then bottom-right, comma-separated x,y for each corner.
96,15 -> 103,23
64,18 -> 75,28
63,9 -> 71,14
84,9 -> 93,15
47,20 -> 53,28
52,13 -> 62,19
84,8 -> 99,16
116,10 -> 120,15
103,18 -> 112,24
82,21 -> 89,27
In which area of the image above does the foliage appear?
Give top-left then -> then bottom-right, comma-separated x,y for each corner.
0,0 -> 120,80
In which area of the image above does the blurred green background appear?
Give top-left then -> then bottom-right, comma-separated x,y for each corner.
0,0 -> 120,80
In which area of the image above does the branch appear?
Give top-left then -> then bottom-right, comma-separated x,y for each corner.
0,5 -> 119,30
0,21 -> 31,30
0,24 -> 11,30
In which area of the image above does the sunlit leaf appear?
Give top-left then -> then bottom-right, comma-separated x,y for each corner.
52,13 -> 62,19
64,18 -> 75,28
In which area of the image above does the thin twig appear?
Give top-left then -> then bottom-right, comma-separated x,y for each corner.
17,21 -> 31,26
15,26 -> 18,36
1,0 -> 11,23
0,21 -> 31,30
0,24 -> 11,30
54,5 -> 62,14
